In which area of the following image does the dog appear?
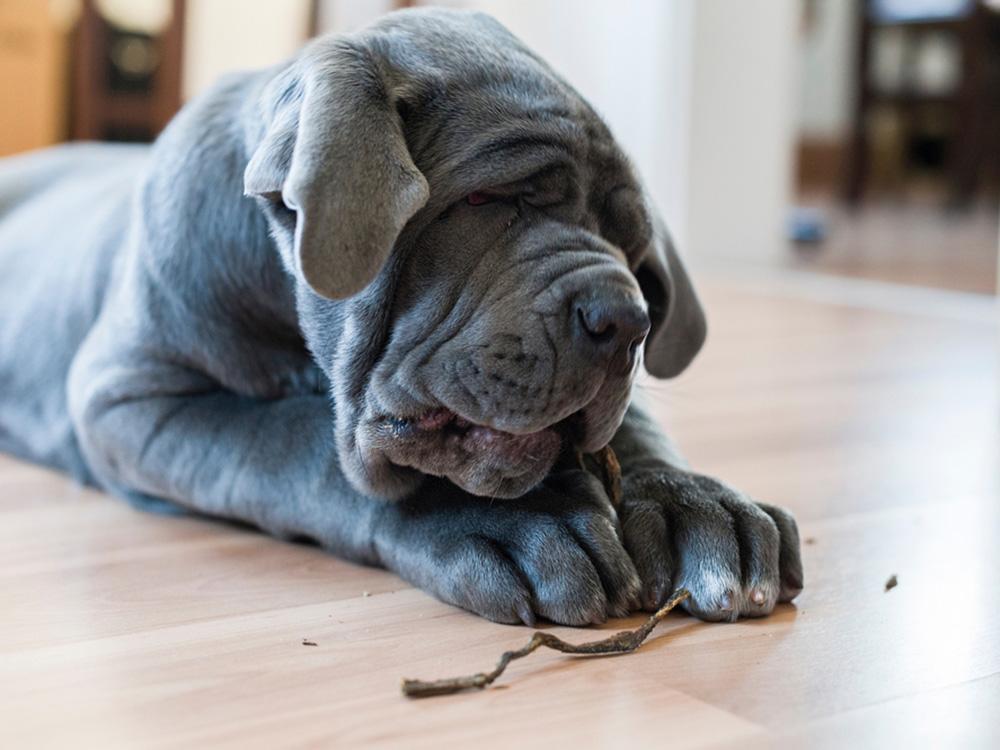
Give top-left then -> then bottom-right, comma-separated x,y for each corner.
0,8 -> 801,625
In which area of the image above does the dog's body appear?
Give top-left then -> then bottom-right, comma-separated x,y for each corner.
0,144 -> 143,480
0,9 -> 801,625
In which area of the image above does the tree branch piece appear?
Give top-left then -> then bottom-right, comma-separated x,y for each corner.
402,589 -> 691,698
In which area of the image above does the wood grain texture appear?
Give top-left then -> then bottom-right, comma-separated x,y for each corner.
1,276 -> 997,749
789,195 -> 999,295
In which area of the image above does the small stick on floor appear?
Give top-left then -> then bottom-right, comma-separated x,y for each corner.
401,589 -> 691,698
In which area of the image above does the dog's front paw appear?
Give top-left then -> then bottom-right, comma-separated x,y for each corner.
620,470 -> 803,622
375,470 -> 640,626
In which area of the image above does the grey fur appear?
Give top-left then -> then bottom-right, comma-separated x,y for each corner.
0,8 -> 801,624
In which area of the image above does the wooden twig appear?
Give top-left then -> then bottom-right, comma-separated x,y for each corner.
576,444 -> 623,508
592,444 -> 622,507
401,589 -> 691,698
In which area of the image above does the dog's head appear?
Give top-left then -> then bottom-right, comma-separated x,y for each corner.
243,9 -> 705,500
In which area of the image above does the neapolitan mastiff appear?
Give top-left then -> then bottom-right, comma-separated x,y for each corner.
0,9 -> 801,624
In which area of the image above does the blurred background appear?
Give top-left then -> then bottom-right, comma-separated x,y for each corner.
1,0 -> 998,295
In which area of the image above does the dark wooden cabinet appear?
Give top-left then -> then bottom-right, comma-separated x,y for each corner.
844,0 -> 999,206
70,0 -> 185,143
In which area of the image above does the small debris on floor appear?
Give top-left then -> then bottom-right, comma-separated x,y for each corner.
302,638 -> 318,646
804,536 -> 817,545
884,574 -> 898,592
362,590 -> 371,597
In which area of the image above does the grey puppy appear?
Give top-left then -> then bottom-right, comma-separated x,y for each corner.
0,9 -> 802,625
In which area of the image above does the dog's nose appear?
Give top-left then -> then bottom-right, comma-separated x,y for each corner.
573,290 -> 650,371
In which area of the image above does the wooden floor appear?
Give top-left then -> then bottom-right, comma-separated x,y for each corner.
2,274 -> 998,748
790,194 -> 999,295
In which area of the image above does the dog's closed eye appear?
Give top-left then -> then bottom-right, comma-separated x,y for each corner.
466,191 -> 499,206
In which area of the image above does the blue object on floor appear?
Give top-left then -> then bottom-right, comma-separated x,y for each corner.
788,206 -> 827,245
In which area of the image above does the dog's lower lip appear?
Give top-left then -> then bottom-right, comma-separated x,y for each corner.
391,408 -> 539,438
373,406 -> 567,493
410,408 -> 457,431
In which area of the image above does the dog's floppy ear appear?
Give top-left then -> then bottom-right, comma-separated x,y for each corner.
635,212 -> 707,379
244,40 -> 429,300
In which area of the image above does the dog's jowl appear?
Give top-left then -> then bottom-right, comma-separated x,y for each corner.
0,8 -> 802,625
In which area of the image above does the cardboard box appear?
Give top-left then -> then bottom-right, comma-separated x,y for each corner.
0,0 -> 72,157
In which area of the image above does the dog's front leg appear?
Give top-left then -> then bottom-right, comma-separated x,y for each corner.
611,395 -> 804,621
67,350 -> 640,623
68,353 -> 385,564
374,468 -> 640,626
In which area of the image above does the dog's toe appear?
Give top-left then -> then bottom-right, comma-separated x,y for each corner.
504,520 -> 611,626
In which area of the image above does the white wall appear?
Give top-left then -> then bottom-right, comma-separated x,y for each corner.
797,0 -> 857,140
685,0 -> 799,262
317,0 -> 395,32
182,0 -> 311,99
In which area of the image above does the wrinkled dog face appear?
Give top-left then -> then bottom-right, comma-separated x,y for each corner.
366,163 -> 653,498
245,9 -> 705,500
